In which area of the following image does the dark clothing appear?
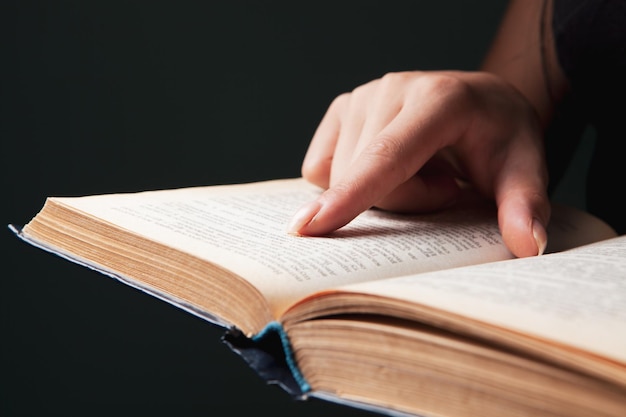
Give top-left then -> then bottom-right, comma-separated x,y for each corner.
549,0 -> 626,234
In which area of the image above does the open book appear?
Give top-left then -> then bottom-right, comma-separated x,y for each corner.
11,177 -> 626,417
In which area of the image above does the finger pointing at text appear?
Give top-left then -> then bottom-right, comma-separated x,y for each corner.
288,71 -> 550,258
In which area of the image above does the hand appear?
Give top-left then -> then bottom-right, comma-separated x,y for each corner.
288,71 -> 550,258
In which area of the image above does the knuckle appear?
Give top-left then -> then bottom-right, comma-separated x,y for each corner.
377,71 -> 414,90
413,73 -> 473,103
364,136 -> 405,161
361,136 -> 411,181
328,92 -> 351,112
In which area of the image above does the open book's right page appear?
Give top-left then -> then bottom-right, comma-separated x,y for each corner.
337,235 -> 626,366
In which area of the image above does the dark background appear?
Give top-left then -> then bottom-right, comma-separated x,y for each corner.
2,1 -> 588,416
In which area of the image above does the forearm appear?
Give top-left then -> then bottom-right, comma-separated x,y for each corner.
481,0 -> 569,128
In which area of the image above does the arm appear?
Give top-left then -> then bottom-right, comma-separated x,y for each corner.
481,0 -> 569,127
289,0 -> 569,258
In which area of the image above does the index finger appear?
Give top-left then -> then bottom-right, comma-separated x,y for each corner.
289,101 -> 467,236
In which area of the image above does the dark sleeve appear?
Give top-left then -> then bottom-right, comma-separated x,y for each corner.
551,0 -> 626,234
552,0 -> 626,126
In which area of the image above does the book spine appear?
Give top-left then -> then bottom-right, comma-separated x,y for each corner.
253,321 -> 311,393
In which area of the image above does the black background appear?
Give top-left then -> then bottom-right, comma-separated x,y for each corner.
2,1 -> 585,416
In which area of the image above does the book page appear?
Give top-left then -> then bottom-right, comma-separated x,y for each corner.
49,178 -> 516,317
339,235 -> 626,363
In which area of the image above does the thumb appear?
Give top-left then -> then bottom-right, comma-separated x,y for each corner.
493,152 -> 551,258
497,192 -> 550,258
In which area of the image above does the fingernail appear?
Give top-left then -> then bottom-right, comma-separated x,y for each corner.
532,218 -> 547,256
287,200 -> 322,235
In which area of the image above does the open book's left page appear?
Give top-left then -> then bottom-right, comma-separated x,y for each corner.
21,178 -> 522,323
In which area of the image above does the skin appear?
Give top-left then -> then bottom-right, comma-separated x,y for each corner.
288,0 -> 570,258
